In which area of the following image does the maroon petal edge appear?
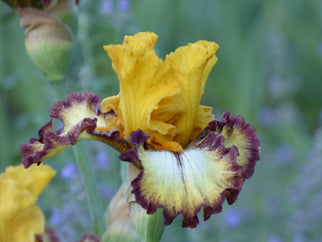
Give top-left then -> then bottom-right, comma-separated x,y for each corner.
197,111 -> 260,204
21,91 -> 131,168
121,129 -> 243,228
119,129 -> 149,168
204,111 -> 260,180
35,227 -> 60,242
79,233 -> 100,242
190,131 -> 244,225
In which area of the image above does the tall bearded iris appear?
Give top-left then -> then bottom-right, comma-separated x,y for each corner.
21,32 -> 260,228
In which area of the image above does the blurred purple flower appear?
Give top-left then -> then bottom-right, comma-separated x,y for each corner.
317,42 -> 322,58
275,102 -> 300,124
257,106 -> 275,126
100,0 -> 113,15
49,207 -> 72,226
293,233 -> 306,242
95,150 -> 111,170
117,0 -> 130,12
224,208 -> 240,228
49,208 -> 61,225
319,110 -> 322,126
61,161 -> 78,179
274,144 -> 293,163
290,127 -> 322,239
99,185 -> 116,200
267,234 -> 282,242
268,76 -> 287,98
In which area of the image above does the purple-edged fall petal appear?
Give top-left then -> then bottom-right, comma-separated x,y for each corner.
0,164 -> 55,242
101,32 -> 218,149
120,130 -> 243,228
200,111 -> 260,204
205,111 -> 260,180
21,91 -> 132,168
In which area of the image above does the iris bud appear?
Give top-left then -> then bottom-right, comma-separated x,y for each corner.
126,164 -> 165,242
17,8 -> 73,81
102,184 -> 139,242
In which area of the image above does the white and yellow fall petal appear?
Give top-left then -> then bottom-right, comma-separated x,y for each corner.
120,130 -> 243,228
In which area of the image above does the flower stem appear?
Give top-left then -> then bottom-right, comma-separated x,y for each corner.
49,79 -> 68,100
0,19 -> 9,168
49,79 -> 105,236
72,142 -> 105,236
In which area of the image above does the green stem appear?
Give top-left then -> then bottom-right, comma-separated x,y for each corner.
0,15 -> 9,168
0,95 -> 9,167
49,79 -> 68,100
72,142 -> 105,236
49,79 -> 105,236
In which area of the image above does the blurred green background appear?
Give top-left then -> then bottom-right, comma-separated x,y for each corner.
1,0 -> 322,241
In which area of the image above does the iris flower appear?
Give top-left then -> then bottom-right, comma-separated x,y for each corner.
21,32 -> 260,228
0,164 -> 55,242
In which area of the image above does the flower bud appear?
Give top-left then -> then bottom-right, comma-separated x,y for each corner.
102,183 -> 139,242
2,0 -> 42,8
128,202 -> 165,242
17,8 -> 73,81
45,0 -> 78,35
126,164 -> 165,242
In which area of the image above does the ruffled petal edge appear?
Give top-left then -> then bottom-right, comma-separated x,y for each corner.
204,111 -> 260,180
21,91 -> 132,168
120,129 -> 243,228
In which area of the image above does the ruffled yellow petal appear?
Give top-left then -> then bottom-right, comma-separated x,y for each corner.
190,105 -> 214,141
4,163 -> 55,197
103,32 -> 178,145
100,94 -> 124,133
164,41 -> 217,146
102,32 -> 218,149
0,164 -> 55,242
11,206 -> 44,242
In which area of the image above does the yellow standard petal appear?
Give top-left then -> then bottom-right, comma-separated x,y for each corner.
101,32 -> 218,149
0,164 -> 55,242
